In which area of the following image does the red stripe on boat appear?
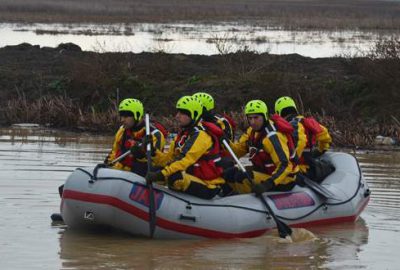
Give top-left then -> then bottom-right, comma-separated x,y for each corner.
62,189 -> 369,238
291,196 -> 370,227
62,189 -> 267,239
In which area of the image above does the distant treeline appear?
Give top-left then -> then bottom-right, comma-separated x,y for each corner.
1,0 -> 400,30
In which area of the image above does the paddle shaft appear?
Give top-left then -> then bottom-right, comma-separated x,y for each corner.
145,114 -> 157,238
109,150 -> 131,165
222,139 -> 292,239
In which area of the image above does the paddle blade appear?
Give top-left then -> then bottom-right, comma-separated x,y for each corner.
148,186 -> 156,238
258,194 -> 292,239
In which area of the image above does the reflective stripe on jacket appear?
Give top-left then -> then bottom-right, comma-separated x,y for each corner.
289,115 -> 332,167
153,122 -> 224,181
229,119 -> 298,186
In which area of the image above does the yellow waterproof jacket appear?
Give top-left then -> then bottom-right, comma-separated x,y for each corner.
288,115 -> 331,172
229,121 -> 298,186
106,124 -> 165,171
153,124 -> 224,185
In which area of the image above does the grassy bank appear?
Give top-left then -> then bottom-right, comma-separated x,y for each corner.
3,94 -> 399,148
0,39 -> 399,147
0,0 -> 400,30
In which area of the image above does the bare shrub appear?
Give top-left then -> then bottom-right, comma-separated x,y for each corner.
3,95 -> 120,132
207,33 -> 237,55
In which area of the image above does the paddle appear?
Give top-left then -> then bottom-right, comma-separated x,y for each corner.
301,175 -> 339,201
221,140 -> 293,240
108,149 -> 132,166
145,114 -> 157,238
92,135 -> 145,179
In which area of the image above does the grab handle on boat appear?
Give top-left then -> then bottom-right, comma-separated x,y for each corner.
90,163 -> 107,182
364,188 -> 371,198
179,214 -> 196,222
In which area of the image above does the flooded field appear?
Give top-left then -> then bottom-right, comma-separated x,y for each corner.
1,22 -> 397,57
0,127 -> 399,269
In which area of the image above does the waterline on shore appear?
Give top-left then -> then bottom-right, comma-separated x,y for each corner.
2,22 -> 397,57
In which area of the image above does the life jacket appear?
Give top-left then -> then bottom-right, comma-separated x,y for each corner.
152,119 -> 169,138
212,114 -> 236,158
248,115 -> 296,174
301,116 -> 323,149
175,122 -> 224,180
290,116 -> 322,152
221,113 -> 237,131
117,127 -> 146,168
288,116 -> 324,166
116,122 -> 164,167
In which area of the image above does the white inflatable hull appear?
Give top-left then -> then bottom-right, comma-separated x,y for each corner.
60,152 -> 370,239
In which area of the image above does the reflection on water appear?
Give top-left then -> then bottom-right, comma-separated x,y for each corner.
0,127 -> 400,269
58,221 -> 368,270
1,22 -> 398,57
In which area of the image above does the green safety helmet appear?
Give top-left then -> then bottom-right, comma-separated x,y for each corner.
274,96 -> 297,116
176,95 -> 203,122
118,98 -> 144,121
244,100 -> 268,119
193,92 -> 215,111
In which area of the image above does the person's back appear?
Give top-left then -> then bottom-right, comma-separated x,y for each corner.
275,96 -> 332,177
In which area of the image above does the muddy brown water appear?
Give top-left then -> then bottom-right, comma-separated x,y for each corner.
1,127 -> 399,269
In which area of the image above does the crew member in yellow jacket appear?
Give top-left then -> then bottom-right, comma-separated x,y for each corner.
225,100 -> 299,195
106,98 -> 165,176
274,96 -> 332,176
146,96 -> 225,199
193,92 -> 235,141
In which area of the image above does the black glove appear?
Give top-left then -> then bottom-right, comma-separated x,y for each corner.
145,170 -> 165,183
311,149 -> 325,158
252,180 -> 275,196
130,143 -> 145,159
234,170 -> 248,183
222,167 -> 237,183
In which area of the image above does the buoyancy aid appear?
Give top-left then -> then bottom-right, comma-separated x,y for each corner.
301,116 -> 323,149
176,122 -> 224,180
289,116 -> 322,151
201,112 -> 235,141
116,122 -> 164,167
152,120 -> 169,138
248,115 -> 296,174
116,128 -> 145,167
214,113 -> 236,140
222,113 -> 237,130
